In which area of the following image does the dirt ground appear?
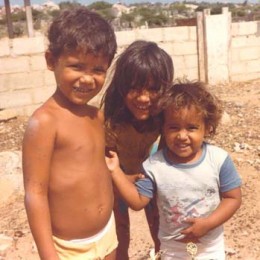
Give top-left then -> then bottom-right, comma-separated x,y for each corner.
0,79 -> 259,259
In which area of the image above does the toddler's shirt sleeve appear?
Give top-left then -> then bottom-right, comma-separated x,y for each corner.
219,155 -> 242,193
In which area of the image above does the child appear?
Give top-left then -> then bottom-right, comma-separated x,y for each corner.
102,40 -> 174,259
106,81 -> 242,259
22,7 -> 117,260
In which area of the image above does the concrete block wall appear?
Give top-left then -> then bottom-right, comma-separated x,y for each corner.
116,26 -> 198,81
230,21 -> 260,82
0,27 -> 198,118
0,19 -> 260,118
0,36 -> 56,118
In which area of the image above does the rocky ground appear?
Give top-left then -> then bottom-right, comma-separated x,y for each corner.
0,79 -> 259,259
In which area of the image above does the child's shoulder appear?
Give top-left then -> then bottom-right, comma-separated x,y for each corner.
205,142 -> 227,154
87,105 -> 104,121
204,142 -> 229,164
26,99 -> 60,130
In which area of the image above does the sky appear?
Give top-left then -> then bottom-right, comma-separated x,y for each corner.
5,0 -> 257,7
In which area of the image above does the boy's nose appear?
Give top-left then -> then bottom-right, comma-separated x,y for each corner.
80,74 -> 94,85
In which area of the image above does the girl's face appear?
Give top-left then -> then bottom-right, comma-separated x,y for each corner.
125,83 -> 159,121
163,105 -> 209,164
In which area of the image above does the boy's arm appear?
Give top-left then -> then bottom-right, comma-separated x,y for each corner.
181,187 -> 242,239
23,114 -> 59,259
106,151 -> 151,210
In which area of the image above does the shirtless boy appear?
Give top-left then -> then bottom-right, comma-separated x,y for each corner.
22,7 -> 117,260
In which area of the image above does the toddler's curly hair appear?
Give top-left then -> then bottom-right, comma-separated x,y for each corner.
165,81 -> 223,136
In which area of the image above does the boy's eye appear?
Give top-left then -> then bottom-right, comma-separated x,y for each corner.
93,67 -> 106,74
69,64 -> 82,70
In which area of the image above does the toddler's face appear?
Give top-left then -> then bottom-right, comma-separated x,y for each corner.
163,105 -> 208,164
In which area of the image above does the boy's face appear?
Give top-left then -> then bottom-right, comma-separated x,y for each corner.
46,51 -> 109,106
163,105 -> 208,164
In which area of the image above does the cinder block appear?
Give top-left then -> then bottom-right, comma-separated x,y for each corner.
172,41 -> 197,55
231,62 -> 246,74
0,91 -> 32,109
136,28 -> 163,42
184,54 -> 198,69
158,42 -> 174,56
6,71 -> 45,90
239,47 -> 260,61
0,57 -> 30,74
174,66 -> 199,81
164,27 -> 190,42
189,27 -> 197,41
44,70 -> 56,86
231,36 -> 247,48
30,55 -> 47,71
231,71 -> 260,82
237,21 -> 257,35
22,104 -> 42,116
173,55 -> 186,70
246,59 -> 260,73
12,36 -> 46,55
32,86 -> 55,104
0,74 -> 10,92
245,36 -> 260,47
0,38 -> 10,57
115,31 -> 136,46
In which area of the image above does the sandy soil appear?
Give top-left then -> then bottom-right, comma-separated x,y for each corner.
0,79 -> 259,259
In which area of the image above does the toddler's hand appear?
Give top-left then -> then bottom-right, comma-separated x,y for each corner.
126,173 -> 145,183
181,217 -> 211,239
105,150 -> 120,173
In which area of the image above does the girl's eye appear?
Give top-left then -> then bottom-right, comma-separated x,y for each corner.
148,86 -> 158,92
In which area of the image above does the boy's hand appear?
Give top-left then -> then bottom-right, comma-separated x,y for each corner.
181,217 -> 211,239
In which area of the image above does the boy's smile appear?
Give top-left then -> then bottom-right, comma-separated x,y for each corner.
163,105 -> 208,164
46,51 -> 109,106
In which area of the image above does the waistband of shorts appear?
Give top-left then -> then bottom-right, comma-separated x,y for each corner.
54,212 -> 114,245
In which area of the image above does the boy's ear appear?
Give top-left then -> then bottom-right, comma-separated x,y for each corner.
45,50 -> 56,71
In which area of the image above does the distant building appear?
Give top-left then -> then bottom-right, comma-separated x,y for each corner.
42,0 -> 60,11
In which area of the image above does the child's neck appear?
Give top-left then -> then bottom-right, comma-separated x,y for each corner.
52,89 -> 88,114
131,118 -> 159,133
166,145 -> 204,165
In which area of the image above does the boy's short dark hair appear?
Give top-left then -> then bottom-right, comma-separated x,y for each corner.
47,7 -> 117,64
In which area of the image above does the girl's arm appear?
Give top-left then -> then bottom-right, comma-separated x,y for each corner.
23,113 -> 59,260
106,151 -> 151,210
181,187 -> 242,239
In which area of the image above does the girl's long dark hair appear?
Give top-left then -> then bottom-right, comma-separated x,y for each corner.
101,40 -> 174,126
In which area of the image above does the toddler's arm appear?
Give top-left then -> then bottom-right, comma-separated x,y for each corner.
181,187 -> 242,239
106,151 -> 150,210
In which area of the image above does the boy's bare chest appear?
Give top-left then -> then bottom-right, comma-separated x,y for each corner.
55,116 -> 105,153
